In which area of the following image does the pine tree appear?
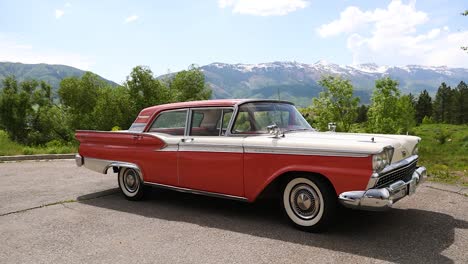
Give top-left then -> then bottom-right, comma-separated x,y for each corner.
433,83 -> 453,123
415,90 -> 432,124
452,81 -> 468,124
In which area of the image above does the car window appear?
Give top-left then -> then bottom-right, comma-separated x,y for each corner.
218,109 -> 233,135
232,102 -> 312,134
232,111 -> 251,133
190,108 -> 224,136
149,110 -> 187,135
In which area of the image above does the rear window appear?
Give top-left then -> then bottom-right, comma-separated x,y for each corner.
128,123 -> 146,132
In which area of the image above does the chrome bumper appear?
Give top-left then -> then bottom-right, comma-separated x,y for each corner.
338,166 -> 427,211
75,154 -> 83,167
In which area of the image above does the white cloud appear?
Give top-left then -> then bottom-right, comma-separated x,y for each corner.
218,0 -> 309,16
317,0 -> 468,67
0,34 -> 93,70
55,9 -> 64,19
124,15 -> 139,23
65,2 -> 72,7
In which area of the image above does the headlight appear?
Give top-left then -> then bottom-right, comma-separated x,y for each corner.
412,144 -> 419,155
372,147 -> 393,172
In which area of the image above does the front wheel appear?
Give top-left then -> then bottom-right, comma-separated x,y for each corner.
118,168 -> 145,201
282,176 -> 336,232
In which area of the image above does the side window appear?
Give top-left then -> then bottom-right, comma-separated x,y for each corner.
232,111 -> 251,133
220,109 -> 233,135
149,110 -> 187,135
190,108 -> 225,136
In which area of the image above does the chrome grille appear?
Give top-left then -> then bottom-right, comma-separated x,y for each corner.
375,159 -> 418,188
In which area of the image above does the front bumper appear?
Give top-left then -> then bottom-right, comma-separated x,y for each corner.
338,166 -> 427,211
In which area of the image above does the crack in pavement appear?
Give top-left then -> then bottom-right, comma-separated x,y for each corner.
426,185 -> 468,197
0,189 -> 119,217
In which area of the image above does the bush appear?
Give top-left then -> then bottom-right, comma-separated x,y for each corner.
422,116 -> 434,124
430,164 -> 459,184
434,129 -> 452,144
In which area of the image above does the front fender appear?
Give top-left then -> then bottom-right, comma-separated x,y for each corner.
243,153 -> 373,201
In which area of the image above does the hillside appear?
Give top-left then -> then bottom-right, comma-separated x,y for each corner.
0,62 -> 118,91
200,61 -> 468,106
2,61 -> 466,107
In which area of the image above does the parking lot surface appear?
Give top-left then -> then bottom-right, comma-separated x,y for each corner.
1,160 -> 467,263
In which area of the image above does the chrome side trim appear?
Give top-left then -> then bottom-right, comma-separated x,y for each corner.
143,182 -> 248,202
82,157 -> 143,181
244,146 -> 371,157
83,157 -> 113,174
179,144 -> 243,153
157,144 -> 179,152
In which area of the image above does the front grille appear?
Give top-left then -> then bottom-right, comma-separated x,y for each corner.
375,159 -> 418,188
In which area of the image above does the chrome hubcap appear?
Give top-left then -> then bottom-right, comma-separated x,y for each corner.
290,184 -> 320,220
123,169 -> 139,193
296,193 -> 312,211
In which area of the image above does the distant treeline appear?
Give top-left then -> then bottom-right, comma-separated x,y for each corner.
300,77 -> 467,134
355,81 -> 468,126
0,65 -> 211,146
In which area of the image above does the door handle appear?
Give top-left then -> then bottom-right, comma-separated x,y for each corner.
181,138 -> 194,143
133,135 -> 143,140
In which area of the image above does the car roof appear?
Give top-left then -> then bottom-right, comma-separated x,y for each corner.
134,99 -> 294,123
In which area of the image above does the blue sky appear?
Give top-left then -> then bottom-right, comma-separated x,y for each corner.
1,0 -> 467,83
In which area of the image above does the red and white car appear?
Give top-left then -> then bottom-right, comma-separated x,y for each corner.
75,99 -> 426,232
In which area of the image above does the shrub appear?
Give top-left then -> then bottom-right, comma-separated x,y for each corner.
434,129 -> 452,144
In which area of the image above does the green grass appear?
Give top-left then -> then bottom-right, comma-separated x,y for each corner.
0,130 -> 77,156
412,124 -> 468,186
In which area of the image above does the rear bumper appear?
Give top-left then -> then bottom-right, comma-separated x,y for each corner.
338,166 -> 427,211
75,154 -> 83,167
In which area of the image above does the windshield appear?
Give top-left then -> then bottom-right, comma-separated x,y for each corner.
231,102 -> 313,134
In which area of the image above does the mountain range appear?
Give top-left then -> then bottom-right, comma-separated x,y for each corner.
201,61 -> 468,106
1,61 -> 467,107
0,62 -> 117,90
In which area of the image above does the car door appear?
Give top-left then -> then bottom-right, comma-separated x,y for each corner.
141,109 -> 188,186
178,108 -> 245,197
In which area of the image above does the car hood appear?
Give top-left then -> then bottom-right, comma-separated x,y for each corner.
243,131 -> 420,163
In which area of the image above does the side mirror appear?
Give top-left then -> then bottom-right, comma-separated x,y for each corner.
267,124 -> 282,138
328,122 -> 336,132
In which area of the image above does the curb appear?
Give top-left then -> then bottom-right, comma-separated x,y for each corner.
0,154 -> 76,162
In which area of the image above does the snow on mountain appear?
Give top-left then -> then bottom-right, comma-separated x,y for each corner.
199,61 -> 468,106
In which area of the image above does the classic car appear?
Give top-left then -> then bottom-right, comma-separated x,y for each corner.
75,99 -> 427,232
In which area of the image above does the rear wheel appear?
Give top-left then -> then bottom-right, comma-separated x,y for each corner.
118,168 -> 145,201
282,176 -> 336,232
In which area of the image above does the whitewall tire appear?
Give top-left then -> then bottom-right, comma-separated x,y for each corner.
282,176 -> 336,232
118,168 -> 145,201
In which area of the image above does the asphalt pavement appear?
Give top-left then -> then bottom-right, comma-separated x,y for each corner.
0,160 -> 467,264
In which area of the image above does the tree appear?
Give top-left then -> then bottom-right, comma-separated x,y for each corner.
0,76 -> 60,144
310,76 -> 360,132
92,86 -> 134,131
433,82 -> 453,123
169,64 -> 212,102
124,66 -> 173,118
451,81 -> 468,124
367,77 -> 415,134
0,76 -> 28,142
415,90 -> 433,124
58,72 -> 103,130
355,104 -> 369,123
397,95 -> 416,133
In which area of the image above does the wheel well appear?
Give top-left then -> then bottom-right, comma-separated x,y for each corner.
256,171 -> 337,201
